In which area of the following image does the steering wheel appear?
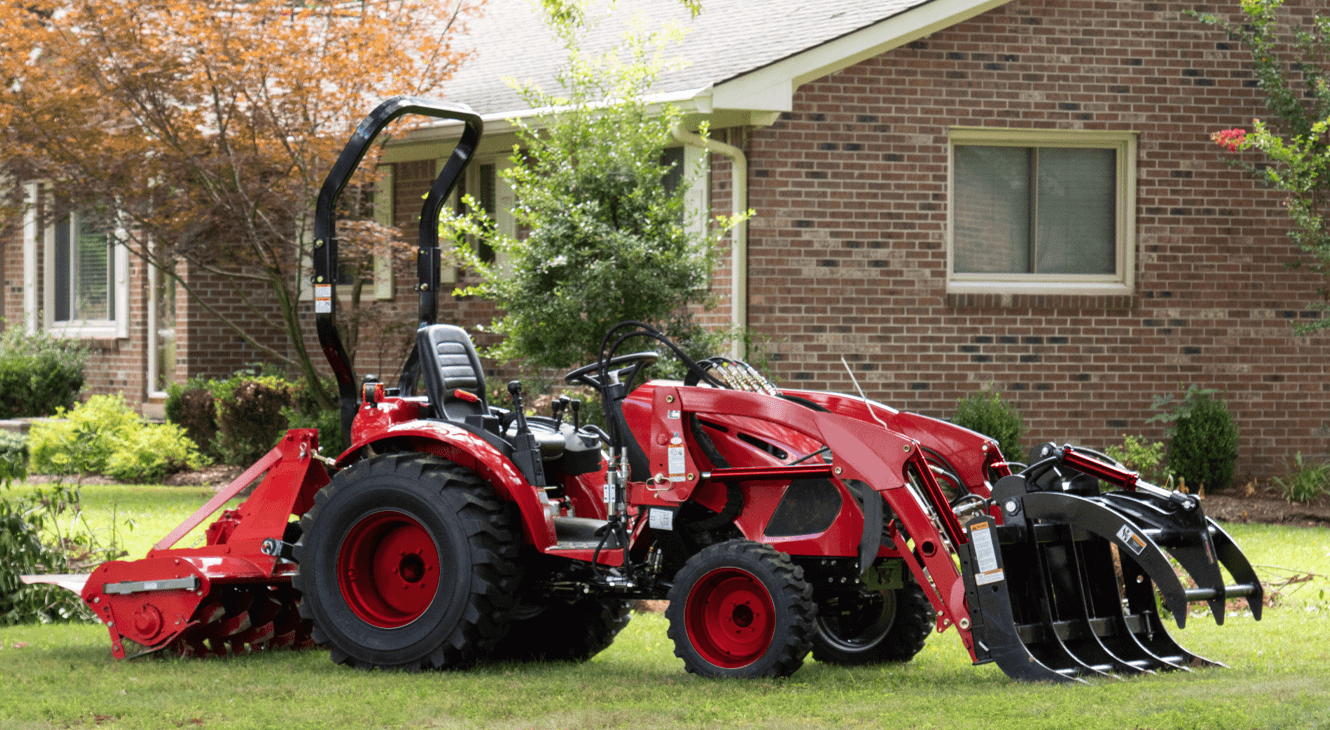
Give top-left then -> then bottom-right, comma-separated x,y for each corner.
564,351 -> 660,390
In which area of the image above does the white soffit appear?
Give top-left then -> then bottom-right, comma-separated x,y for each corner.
707,0 -> 1016,112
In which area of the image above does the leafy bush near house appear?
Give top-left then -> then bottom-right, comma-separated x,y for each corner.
1274,452 -> 1330,504
30,394 -> 205,482
1105,434 -> 1172,486
1148,385 -> 1240,492
0,325 -> 88,419
215,377 -> 296,466
953,389 -> 1026,463
0,431 -> 28,486
166,371 -> 341,465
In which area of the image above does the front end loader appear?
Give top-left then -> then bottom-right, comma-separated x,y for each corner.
24,97 -> 1262,683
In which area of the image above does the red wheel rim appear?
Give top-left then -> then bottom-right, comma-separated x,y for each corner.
683,567 -> 776,669
337,511 -> 440,628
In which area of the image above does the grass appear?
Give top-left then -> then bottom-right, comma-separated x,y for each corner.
2,485 -> 1328,730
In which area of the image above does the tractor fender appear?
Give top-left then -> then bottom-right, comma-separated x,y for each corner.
338,421 -> 557,549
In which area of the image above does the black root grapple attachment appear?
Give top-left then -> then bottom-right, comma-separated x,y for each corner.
958,445 -> 1262,684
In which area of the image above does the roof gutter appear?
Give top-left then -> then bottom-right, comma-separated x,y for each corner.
671,122 -> 747,359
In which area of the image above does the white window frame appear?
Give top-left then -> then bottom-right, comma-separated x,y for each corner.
26,185 -> 130,339
946,127 -> 1137,296
146,249 -> 176,399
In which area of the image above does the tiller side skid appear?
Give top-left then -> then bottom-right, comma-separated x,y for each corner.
22,430 -> 330,659
956,445 -> 1262,683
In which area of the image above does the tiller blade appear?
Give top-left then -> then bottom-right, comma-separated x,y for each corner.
957,446 -> 1261,684
23,430 -> 329,660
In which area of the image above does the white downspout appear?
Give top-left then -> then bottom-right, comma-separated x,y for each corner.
671,123 -> 747,359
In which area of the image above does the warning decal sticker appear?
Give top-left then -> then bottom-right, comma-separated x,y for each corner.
969,522 -> 1005,586
1116,524 -> 1148,555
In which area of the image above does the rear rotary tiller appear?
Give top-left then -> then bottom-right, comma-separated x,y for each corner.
23,98 -> 1261,683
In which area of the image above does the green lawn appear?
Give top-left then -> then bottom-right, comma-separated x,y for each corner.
2,485 -> 1327,730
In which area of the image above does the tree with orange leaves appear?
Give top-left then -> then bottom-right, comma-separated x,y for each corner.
0,0 -> 483,408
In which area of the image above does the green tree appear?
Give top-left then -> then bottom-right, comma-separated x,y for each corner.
447,1 -> 740,370
1195,0 -> 1330,334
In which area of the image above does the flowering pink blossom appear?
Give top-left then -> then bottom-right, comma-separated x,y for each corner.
1210,128 -> 1247,152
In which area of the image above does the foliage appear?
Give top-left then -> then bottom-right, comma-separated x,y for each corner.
214,378 -> 296,466
1194,0 -> 1330,333
167,371 -> 340,464
0,0 -> 483,407
1104,434 -> 1173,486
0,325 -> 88,419
29,395 -> 205,482
953,389 -> 1026,463
1148,384 -> 1240,492
165,380 -> 222,461
448,2 -> 740,370
0,431 -> 27,486
0,482 -> 117,624
1273,451 -> 1330,502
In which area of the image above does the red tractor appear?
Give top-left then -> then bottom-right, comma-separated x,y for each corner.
26,98 -> 1262,683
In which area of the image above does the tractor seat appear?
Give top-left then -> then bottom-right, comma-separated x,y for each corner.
416,324 -> 488,423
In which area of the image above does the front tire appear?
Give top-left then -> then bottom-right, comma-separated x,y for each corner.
810,580 -> 934,665
293,454 -> 522,670
665,540 -> 814,678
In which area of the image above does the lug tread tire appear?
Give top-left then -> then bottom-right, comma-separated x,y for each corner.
810,579 -> 934,665
293,453 -> 522,670
489,598 -> 633,663
665,540 -> 814,678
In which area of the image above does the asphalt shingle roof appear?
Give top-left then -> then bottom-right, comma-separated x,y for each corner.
442,0 -> 939,116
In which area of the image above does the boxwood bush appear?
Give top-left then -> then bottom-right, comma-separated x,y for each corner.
0,325 -> 87,419
1149,385 -> 1239,493
953,388 -> 1026,464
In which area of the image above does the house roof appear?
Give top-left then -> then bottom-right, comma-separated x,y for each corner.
441,0 -> 1014,122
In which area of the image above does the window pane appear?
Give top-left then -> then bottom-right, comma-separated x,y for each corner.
73,214 -> 110,321
155,264 -> 177,392
54,217 -> 72,322
954,146 -> 1031,274
476,164 -> 496,264
1034,148 -> 1116,275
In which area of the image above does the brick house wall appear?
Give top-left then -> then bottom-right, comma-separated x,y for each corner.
738,0 -> 1327,480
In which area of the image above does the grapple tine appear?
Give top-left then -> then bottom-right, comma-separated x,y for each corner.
959,515 -> 1087,683
1208,518 -> 1264,620
1120,556 -> 1220,669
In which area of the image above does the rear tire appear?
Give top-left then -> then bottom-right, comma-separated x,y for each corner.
810,580 -> 934,665
293,454 -> 522,670
665,540 -> 814,678
489,597 -> 632,662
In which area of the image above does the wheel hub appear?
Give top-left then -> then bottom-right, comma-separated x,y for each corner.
337,511 -> 441,628
685,568 -> 776,668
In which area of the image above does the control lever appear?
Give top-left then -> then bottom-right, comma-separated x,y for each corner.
570,399 -> 581,430
552,395 -> 571,427
507,380 -> 547,488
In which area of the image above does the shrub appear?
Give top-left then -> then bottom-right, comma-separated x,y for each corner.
214,377 -> 294,465
0,325 -> 87,419
1149,385 -> 1240,492
0,431 -> 27,486
166,382 -> 220,460
953,389 -> 1026,463
30,394 -> 205,481
1105,434 -> 1172,486
0,482 -> 109,624
1274,452 -> 1330,504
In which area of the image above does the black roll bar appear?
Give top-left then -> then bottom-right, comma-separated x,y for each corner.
312,96 -> 484,449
